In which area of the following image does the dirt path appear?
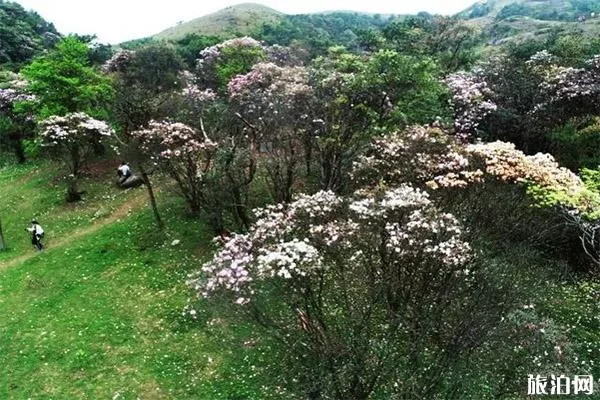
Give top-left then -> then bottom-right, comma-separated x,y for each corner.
0,192 -> 149,270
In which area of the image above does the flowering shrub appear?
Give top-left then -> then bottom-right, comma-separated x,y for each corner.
195,37 -> 267,90
101,50 -> 134,73
352,125 -> 472,188
132,120 -> 219,216
39,112 -> 113,201
228,62 -> 313,202
189,180 -> 538,398
353,125 -> 595,211
0,88 -> 35,112
445,70 -> 497,139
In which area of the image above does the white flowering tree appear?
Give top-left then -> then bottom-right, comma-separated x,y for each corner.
131,120 -> 227,226
188,181 -> 543,398
228,62 -> 313,203
39,112 -> 113,202
0,74 -> 36,163
445,70 -> 497,140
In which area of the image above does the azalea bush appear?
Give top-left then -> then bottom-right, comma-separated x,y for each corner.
0,77 -> 36,162
131,120 -> 218,216
187,123 -> 594,398
39,112 -> 113,201
189,187 -> 496,399
228,62 -> 313,202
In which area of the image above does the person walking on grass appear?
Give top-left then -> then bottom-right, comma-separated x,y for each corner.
26,219 -> 44,251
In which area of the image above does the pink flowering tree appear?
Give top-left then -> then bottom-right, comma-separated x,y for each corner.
445,70 -> 497,140
228,62 -> 313,202
190,186 -> 502,398
196,37 -> 267,91
0,78 -> 36,163
39,112 -> 113,201
130,120 -> 239,231
353,125 -> 600,268
177,73 -> 259,232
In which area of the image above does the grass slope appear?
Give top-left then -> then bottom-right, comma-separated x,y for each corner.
0,162 -> 290,399
154,3 -> 284,41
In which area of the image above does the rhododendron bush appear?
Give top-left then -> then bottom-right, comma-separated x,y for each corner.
189,185 -> 502,398
39,112 -> 113,201
131,120 -> 218,217
0,76 -> 36,162
352,125 -> 595,211
228,62 -> 313,202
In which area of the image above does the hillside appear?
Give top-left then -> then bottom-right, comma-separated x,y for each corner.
0,0 -> 60,68
0,161 -> 289,399
154,3 -> 284,41
459,0 -> 600,20
459,0 -> 600,44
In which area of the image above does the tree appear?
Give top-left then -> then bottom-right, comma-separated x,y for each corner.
190,125 -> 586,398
131,120 -> 218,218
228,62 -> 313,203
308,47 -> 448,191
195,37 -> 267,92
105,44 -> 186,228
38,112 -> 113,202
0,215 -> 5,250
0,73 -> 36,162
21,36 -> 112,119
0,0 -> 60,69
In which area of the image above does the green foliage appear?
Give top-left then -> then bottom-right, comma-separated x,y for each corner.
382,16 -> 481,72
549,120 -> 600,170
258,12 -> 390,57
216,44 -> 266,89
21,36 -> 113,119
155,3 -> 283,41
109,43 -> 185,134
0,163 -> 293,399
0,0 -> 59,69
174,34 -> 221,69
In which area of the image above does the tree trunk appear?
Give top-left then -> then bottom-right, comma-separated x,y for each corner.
66,177 -> 83,202
139,165 -> 164,229
0,216 -> 6,250
13,140 -> 26,164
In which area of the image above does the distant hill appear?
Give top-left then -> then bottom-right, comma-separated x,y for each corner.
459,0 -> 600,21
0,0 -> 60,68
458,0 -> 600,44
154,3 -> 284,41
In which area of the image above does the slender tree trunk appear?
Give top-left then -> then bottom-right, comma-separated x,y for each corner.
139,165 -> 164,229
66,176 -> 82,202
0,216 -> 6,250
13,139 -> 26,164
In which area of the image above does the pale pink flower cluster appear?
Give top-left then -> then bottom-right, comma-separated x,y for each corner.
466,141 -> 585,199
0,88 -> 35,111
102,50 -> 134,73
132,120 -> 217,160
39,113 -> 113,145
352,126 -> 470,187
386,210 -> 471,267
182,84 -> 217,104
190,184 -> 472,304
446,71 -> 497,138
228,63 -> 312,115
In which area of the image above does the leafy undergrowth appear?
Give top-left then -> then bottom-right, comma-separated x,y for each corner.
0,162 -> 292,399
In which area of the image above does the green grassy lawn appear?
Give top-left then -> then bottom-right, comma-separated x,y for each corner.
0,162 -> 292,399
